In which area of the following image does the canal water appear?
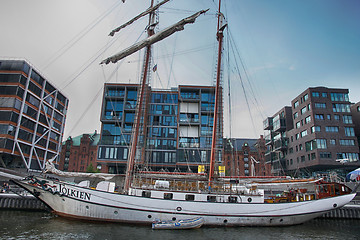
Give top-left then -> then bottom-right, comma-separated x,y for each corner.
0,210 -> 359,240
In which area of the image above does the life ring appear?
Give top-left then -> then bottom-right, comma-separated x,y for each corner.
176,207 -> 182,211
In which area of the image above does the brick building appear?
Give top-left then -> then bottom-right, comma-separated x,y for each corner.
264,87 -> 360,177
58,131 -> 99,172
223,136 -> 271,177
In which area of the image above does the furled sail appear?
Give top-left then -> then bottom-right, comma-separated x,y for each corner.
101,9 -> 209,64
44,156 -> 115,181
109,0 -> 170,36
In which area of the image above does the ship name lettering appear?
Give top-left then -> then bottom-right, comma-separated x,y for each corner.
59,184 -> 91,201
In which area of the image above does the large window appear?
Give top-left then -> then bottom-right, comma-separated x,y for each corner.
342,115 -> 353,124
315,103 -> 326,109
339,139 -> 355,146
311,126 -> 321,133
331,93 -> 349,102
315,114 -> 324,120
332,104 -> 350,112
345,127 -> 355,137
336,153 -> 359,162
312,92 -> 320,97
316,139 -> 327,149
325,126 -> 339,132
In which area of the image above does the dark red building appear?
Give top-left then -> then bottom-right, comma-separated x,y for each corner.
58,131 -> 99,172
223,137 -> 271,177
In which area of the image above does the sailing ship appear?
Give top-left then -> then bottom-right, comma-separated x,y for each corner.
12,0 -> 356,227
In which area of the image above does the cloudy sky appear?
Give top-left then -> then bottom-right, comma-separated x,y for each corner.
1,0 -> 359,139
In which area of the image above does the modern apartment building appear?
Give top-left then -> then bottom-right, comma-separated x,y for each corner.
264,107 -> 293,175
97,83 -> 222,174
264,87 -> 360,177
351,102 -> 360,150
0,59 -> 68,170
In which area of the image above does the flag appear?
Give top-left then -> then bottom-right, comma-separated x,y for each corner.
152,64 -> 157,72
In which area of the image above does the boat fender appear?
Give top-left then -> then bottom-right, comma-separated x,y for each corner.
247,197 -> 252,203
176,207 -> 182,211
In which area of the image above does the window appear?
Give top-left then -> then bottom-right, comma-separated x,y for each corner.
340,139 -> 355,146
301,130 -> 308,137
301,107 -> 307,115
296,121 -> 301,129
322,92 -> 328,98
303,94 -> 309,102
315,103 -> 326,109
295,133 -> 300,140
164,193 -> 173,200
305,116 -> 311,124
342,115 -> 353,124
185,194 -> 195,201
316,139 -> 327,149
329,139 -> 336,145
312,92 -> 320,97
334,115 -> 340,121
315,114 -> 324,120
325,126 -> 339,132
293,112 -> 298,119
294,101 -> 299,108
331,93 -> 349,102
305,140 -> 317,151
142,191 -> 151,198
299,144 -> 303,151
345,127 -> 355,137
207,196 -> 217,202
320,152 -> 332,158
228,196 -> 238,203
332,103 -> 350,113
337,153 -> 359,162
327,114 -> 331,120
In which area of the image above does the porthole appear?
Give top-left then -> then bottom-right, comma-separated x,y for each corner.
247,197 -> 252,203
333,203 -> 338,208
223,219 -> 228,224
172,217 -> 176,221
114,211 -> 118,215
85,206 -> 89,209
176,207 -> 182,211
148,215 -> 152,218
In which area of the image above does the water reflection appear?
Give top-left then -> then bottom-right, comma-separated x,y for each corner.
1,210 -> 360,240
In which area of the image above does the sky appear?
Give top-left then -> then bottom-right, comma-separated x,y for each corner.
0,0 -> 359,139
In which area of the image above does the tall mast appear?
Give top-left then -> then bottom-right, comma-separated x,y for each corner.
208,0 -> 226,189
124,0 -> 155,193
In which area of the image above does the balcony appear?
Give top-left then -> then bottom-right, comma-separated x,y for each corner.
263,117 -> 273,130
273,118 -> 286,133
264,133 -> 273,145
273,138 -> 288,151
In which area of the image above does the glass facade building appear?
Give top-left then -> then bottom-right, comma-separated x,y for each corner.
97,83 -> 222,174
0,59 -> 68,170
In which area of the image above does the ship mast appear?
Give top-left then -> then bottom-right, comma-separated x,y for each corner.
208,0 -> 226,189
124,0 -> 156,193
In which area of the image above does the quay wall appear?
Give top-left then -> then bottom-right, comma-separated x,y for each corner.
0,194 -> 48,211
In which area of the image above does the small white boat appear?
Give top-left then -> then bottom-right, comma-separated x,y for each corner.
152,217 -> 204,230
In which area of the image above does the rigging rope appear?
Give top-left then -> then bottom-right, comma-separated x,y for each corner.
41,1 -> 122,70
